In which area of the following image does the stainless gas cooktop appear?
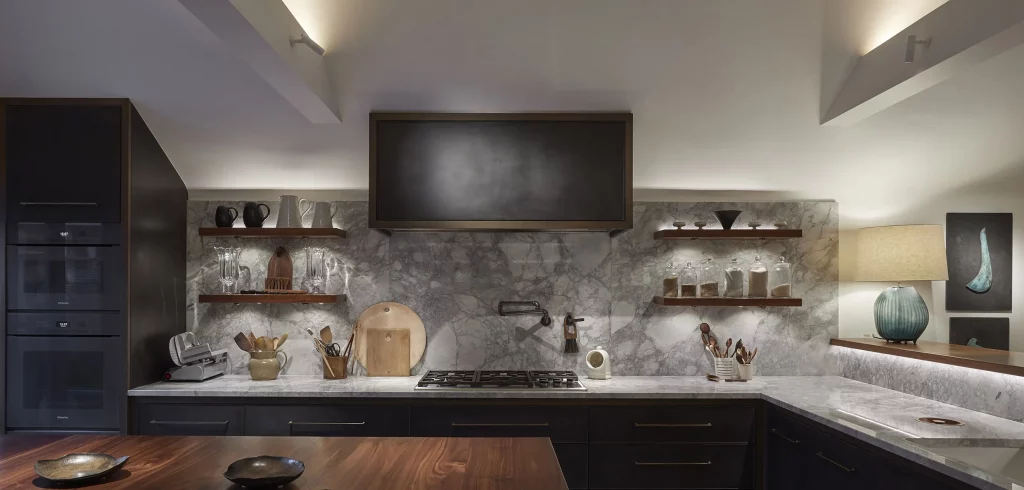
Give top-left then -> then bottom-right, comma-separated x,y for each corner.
415,370 -> 587,391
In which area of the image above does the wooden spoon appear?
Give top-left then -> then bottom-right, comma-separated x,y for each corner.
709,337 -> 720,358
320,326 -> 333,345
233,333 -> 253,353
277,333 -> 288,348
724,338 -> 733,358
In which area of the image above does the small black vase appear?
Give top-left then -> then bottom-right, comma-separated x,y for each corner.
214,206 -> 238,228
713,210 -> 742,230
242,202 -> 271,228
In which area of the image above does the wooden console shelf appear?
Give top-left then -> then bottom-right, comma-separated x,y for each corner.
198,294 -> 344,304
199,228 -> 346,238
654,229 -> 802,240
831,338 -> 1024,378
653,296 -> 802,307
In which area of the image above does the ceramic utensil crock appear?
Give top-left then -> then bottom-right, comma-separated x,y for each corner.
586,346 -> 611,380
248,350 -> 288,380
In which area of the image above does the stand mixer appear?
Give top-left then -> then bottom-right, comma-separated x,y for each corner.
164,332 -> 228,381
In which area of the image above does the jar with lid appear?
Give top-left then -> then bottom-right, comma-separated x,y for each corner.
723,257 -> 744,297
748,256 -> 769,298
770,255 -> 793,297
679,262 -> 699,297
662,263 -> 679,298
698,259 -> 721,298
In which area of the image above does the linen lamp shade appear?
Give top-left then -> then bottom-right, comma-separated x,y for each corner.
855,225 -> 949,282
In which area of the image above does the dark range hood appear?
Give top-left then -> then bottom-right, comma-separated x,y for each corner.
369,112 -> 632,236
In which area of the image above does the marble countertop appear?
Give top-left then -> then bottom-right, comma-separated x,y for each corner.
129,375 -> 1024,489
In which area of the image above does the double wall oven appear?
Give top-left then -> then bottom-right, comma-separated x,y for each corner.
6,221 -> 124,431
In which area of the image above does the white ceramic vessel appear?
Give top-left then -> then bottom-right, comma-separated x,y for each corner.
276,195 -> 311,228
586,346 -> 612,380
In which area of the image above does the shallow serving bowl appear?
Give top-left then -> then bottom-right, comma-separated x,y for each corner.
224,455 -> 305,488
34,453 -> 129,483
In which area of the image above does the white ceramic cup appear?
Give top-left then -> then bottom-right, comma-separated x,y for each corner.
714,358 -> 735,379
736,363 -> 754,380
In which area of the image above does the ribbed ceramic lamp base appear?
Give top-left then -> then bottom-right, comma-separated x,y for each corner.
873,286 -> 929,342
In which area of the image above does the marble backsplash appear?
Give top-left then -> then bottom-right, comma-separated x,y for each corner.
187,200 -> 838,377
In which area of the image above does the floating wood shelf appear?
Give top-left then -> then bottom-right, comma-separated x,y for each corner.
199,228 -> 346,238
198,294 -> 344,304
653,229 -> 803,240
653,296 -> 802,307
831,338 -> 1024,378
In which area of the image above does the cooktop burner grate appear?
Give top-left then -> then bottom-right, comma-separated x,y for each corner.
415,370 -> 586,390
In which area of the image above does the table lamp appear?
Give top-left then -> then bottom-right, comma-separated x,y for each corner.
854,225 -> 948,343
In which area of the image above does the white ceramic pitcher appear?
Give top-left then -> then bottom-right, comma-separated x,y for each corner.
310,202 -> 339,228
276,195 -> 311,228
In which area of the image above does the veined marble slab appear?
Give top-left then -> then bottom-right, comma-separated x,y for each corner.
130,375 -> 1021,489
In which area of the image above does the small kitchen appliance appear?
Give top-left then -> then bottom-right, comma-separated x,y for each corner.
164,332 -> 228,381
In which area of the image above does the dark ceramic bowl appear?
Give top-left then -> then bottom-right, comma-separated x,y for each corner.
224,456 -> 304,488
34,453 -> 129,483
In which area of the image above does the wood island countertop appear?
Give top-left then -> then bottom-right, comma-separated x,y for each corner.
0,435 -> 568,490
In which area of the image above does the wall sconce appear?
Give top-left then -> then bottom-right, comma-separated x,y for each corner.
290,32 -> 325,56
904,34 -> 931,63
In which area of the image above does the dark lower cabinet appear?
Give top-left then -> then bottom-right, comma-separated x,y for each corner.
590,444 -> 753,489
245,405 -> 409,436
137,404 -> 243,436
553,444 -> 588,489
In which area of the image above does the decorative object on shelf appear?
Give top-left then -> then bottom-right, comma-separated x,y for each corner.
214,247 -> 241,293
672,221 -> 686,230
655,296 -> 802,307
693,221 -> 708,230
265,246 -> 293,290
276,194 -> 311,228
770,255 -> 793,297
311,201 -> 340,228
679,262 -> 698,297
34,453 -> 129,484
305,247 -> 328,293
946,213 -> 1012,311
242,202 -> 270,228
699,258 -> 721,297
855,225 -> 949,342
723,258 -> 744,297
199,294 -> 342,304
214,205 -> 239,228
585,346 -> 611,379
662,263 -> 679,298
713,210 -> 742,230
563,314 -> 583,353
199,227 -> 346,238
747,221 -> 762,230
949,317 -> 1009,350
224,456 -> 304,488
748,256 -> 768,298
774,220 -> 789,229
354,302 -> 427,374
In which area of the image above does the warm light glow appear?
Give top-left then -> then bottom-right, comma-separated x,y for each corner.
860,0 -> 949,55
281,0 -> 329,49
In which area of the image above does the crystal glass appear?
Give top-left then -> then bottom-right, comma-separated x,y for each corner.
724,257 -> 744,298
770,255 -> 793,297
679,262 -> 699,297
214,247 -> 241,293
662,262 -> 679,298
748,256 -> 769,298
306,247 -> 328,293
699,259 -> 721,297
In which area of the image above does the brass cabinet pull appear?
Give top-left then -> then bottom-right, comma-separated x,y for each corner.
451,422 -> 549,427
634,423 -> 712,428
815,452 -> 854,473
635,461 -> 712,466
20,202 -> 98,206
150,420 -> 228,426
770,428 -> 800,444
289,421 -> 366,426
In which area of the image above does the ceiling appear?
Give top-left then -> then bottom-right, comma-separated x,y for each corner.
2,0 -> 1022,220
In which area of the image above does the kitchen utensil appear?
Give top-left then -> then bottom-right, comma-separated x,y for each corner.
563,314 -> 583,353
320,325 -> 333,344
214,205 -> 239,228
354,302 -> 426,370
306,247 -> 328,293
277,333 -> 288,348
214,247 -> 241,293
265,246 -> 293,290
311,201 -> 339,228
35,454 -> 129,483
724,338 -> 733,358
709,336 -> 720,358
242,202 -> 271,228
224,456 -> 304,488
248,350 -> 288,381
585,346 -> 611,380
713,210 -> 742,230
366,328 -> 411,376
306,327 -> 336,377
233,333 -> 253,353
248,331 -> 258,351
706,373 -> 747,383
276,194 -> 311,228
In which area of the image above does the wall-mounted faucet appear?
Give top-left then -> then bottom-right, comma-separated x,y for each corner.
498,300 -> 552,326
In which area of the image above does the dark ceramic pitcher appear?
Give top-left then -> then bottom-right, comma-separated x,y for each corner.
242,202 -> 271,228
214,206 -> 238,228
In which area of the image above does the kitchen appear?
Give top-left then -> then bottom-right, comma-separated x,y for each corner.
3,0 -> 1024,489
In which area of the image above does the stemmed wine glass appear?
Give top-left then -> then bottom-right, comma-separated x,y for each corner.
215,247 -> 241,293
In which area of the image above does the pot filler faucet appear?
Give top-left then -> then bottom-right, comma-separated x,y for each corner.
498,300 -> 552,326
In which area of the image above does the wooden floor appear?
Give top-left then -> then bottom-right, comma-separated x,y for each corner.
0,435 -> 568,490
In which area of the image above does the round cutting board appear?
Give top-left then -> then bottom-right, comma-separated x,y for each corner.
354,302 -> 426,369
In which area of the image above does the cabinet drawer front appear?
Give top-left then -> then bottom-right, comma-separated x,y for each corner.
767,408 -> 879,488
554,444 -> 587,490
138,404 -> 243,436
245,405 -> 409,437
411,406 -> 586,443
590,444 -> 753,489
590,406 -> 754,443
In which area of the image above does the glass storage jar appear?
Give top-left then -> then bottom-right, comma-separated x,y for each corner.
770,255 -> 793,297
748,256 -> 769,298
699,259 -> 721,298
723,257 -> 744,297
679,262 -> 699,298
662,263 -> 679,298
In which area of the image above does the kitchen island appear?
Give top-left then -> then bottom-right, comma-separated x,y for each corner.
0,435 -> 567,489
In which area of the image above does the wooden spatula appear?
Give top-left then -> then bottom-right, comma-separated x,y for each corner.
320,326 -> 333,345
233,332 -> 253,353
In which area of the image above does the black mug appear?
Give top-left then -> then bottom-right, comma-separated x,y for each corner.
242,202 -> 271,228
214,206 -> 238,228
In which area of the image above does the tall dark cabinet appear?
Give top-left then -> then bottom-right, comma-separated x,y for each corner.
1,99 -> 186,434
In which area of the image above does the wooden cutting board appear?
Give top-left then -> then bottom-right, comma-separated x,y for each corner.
365,328 -> 411,377
265,246 -> 293,290
354,302 -> 426,372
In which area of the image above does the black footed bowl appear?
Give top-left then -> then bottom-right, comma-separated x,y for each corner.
713,210 -> 742,230
224,456 -> 305,488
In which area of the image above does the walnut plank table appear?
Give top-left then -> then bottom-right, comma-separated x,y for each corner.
0,435 -> 568,490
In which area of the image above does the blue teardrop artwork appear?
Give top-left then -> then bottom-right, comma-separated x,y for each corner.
966,228 -> 992,294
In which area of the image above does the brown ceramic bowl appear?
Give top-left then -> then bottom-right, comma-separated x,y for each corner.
224,456 -> 304,488
34,453 -> 129,483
